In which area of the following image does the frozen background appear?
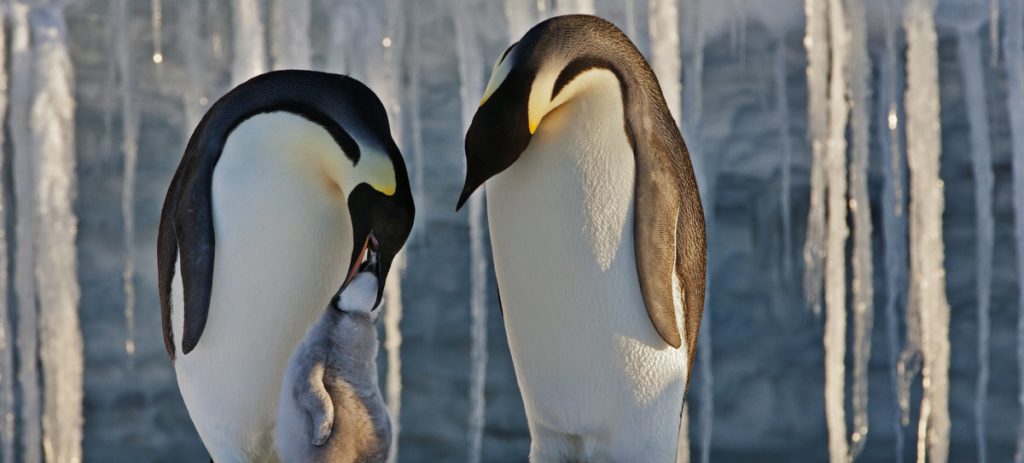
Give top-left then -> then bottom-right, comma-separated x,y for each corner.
0,0 -> 1021,462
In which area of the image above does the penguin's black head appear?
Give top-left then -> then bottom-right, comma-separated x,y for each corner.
329,76 -> 415,309
456,39 -> 537,210
341,136 -> 415,309
457,15 -> 633,210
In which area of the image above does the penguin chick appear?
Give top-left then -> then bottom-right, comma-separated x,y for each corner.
276,271 -> 391,463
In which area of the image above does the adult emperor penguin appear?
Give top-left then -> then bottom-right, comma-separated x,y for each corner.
457,15 -> 706,462
157,70 -> 414,462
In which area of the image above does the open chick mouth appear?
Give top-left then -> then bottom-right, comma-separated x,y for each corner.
343,232 -> 380,290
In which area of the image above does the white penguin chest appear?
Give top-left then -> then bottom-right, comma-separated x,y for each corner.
170,113 -> 354,461
485,94 -> 686,433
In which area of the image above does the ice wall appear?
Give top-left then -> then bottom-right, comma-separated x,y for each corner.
957,23 -> 994,463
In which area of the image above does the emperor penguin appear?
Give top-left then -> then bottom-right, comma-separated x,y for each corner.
276,271 -> 391,463
158,70 -> 414,462
457,15 -> 706,462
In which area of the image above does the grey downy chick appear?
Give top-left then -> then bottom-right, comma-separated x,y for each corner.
276,270 -> 391,463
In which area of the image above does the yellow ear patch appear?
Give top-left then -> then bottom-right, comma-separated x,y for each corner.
352,148 -> 398,197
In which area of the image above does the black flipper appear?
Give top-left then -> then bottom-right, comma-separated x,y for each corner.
157,71 -> 392,359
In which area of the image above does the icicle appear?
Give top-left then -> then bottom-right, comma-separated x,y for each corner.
452,1 -> 488,460
384,254 -> 404,463
624,0 -> 636,40
905,0 -> 950,461
992,0 -> 1000,67
325,2 -> 352,76
880,0 -> 908,459
409,2 -> 425,236
775,43 -> 792,279
11,2 -> 40,461
114,0 -> 138,364
31,5 -> 84,461
847,0 -> 874,457
956,25 -> 994,463
230,0 -> 267,85
802,0 -> 828,315
380,3 -> 404,461
823,0 -> 851,460
270,0 -> 310,70
179,0 -> 208,131
537,0 -> 549,18
554,0 -> 594,15
505,0 -> 535,41
0,8 -> 14,463
151,0 -> 163,64
649,0 -> 681,122
1004,1 -> 1024,461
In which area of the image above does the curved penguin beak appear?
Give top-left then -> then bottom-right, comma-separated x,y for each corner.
456,68 -> 534,212
456,181 -> 479,211
341,231 -> 380,291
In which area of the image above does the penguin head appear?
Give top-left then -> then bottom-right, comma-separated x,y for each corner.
336,131 -> 414,311
457,15 -> 633,210
312,79 -> 414,310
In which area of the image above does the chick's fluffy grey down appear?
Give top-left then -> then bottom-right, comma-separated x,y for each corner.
276,273 -> 391,463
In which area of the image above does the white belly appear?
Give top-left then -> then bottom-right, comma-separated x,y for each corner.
486,94 -> 686,461
170,114 -> 353,462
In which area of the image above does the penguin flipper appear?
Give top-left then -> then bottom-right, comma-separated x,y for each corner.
157,137 -> 217,360
157,170 -> 181,359
295,362 -> 335,446
632,122 -> 706,383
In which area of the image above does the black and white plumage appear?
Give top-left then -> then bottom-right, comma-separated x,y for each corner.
158,70 -> 413,461
458,15 -> 706,462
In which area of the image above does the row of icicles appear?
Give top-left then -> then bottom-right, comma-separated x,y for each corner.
0,0 -> 1021,462
804,0 -> 1024,463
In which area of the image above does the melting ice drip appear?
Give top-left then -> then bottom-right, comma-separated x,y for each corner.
822,1 -> 851,462
452,1 -> 489,461
847,0 -> 874,457
115,0 -> 139,363
381,2 -> 406,461
11,3 -> 40,462
231,0 -> 267,85
802,0 -> 828,316
905,0 -> 951,461
178,0 -> 208,131
270,0 -> 311,70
